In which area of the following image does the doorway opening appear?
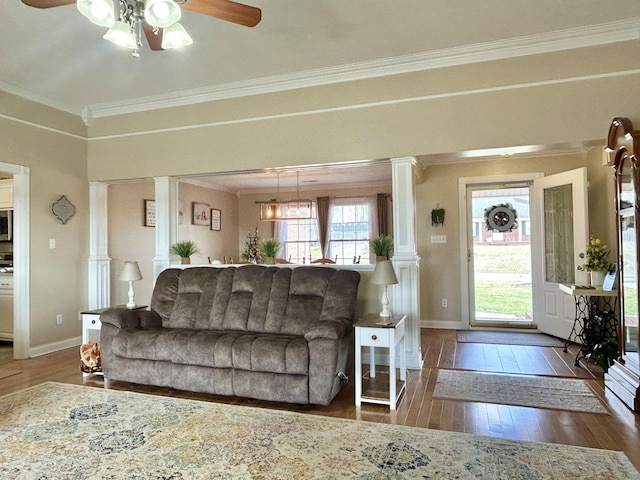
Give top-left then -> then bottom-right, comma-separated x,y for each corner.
470,185 -> 534,328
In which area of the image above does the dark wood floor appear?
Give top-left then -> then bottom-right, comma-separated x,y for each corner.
1,328 -> 639,470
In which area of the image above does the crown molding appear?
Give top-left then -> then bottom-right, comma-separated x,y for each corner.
83,19 -> 640,122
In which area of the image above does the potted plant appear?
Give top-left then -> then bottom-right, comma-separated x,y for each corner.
258,238 -> 281,264
170,240 -> 200,264
577,235 -> 615,286
370,235 -> 394,261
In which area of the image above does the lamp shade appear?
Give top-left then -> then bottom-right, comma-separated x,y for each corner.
77,0 -> 116,28
161,22 -> 193,49
119,261 -> 143,282
103,21 -> 137,49
144,0 -> 181,28
371,260 -> 398,286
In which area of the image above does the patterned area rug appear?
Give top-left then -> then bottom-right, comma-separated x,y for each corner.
457,330 -> 566,347
1,382 -> 637,479
433,369 -> 609,414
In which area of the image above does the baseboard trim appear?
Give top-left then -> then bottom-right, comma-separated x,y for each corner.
29,336 -> 81,358
421,319 -> 464,330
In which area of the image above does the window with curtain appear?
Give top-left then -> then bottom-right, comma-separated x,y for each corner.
275,196 -> 378,264
275,218 -> 321,264
327,197 -> 377,265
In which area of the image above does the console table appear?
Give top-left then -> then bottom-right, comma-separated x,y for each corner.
559,284 -> 617,367
354,314 -> 406,410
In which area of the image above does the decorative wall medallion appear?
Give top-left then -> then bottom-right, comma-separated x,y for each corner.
51,195 -> 76,224
484,203 -> 518,232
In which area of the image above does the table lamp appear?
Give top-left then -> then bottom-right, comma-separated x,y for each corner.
371,260 -> 399,320
119,261 -> 143,308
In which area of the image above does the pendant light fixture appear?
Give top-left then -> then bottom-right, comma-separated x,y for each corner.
258,171 -> 317,221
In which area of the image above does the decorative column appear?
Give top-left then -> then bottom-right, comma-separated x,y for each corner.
153,177 -> 178,280
88,182 -> 110,309
390,157 -> 423,370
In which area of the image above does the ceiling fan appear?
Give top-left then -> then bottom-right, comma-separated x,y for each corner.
21,0 -> 261,56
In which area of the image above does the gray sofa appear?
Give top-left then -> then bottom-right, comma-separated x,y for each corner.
100,265 -> 360,405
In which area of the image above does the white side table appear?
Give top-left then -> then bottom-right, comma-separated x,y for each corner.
354,313 -> 406,410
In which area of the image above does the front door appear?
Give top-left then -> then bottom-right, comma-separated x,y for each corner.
532,167 -> 589,339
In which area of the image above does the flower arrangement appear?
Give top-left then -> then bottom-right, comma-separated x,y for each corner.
577,235 -> 614,273
241,227 -> 260,263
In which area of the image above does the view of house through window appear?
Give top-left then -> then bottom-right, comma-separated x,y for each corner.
471,186 -> 533,325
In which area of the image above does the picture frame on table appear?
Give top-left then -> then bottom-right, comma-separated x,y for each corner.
144,200 -> 156,227
210,208 -> 221,231
192,202 -> 210,226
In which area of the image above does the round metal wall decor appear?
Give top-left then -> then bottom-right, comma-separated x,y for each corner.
484,203 -> 518,232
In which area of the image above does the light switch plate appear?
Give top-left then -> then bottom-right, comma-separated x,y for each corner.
431,235 -> 447,244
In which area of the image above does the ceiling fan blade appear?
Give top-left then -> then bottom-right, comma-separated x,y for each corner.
182,0 -> 261,27
22,0 -> 75,7
143,23 -> 165,51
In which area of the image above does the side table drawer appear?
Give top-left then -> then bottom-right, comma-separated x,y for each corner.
358,326 -> 391,347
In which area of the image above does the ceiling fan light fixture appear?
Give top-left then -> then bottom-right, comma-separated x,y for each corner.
161,22 -> 193,49
144,0 -> 181,28
77,0 -> 116,28
103,20 -> 137,49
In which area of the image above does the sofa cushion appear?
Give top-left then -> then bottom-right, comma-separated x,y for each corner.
231,334 -> 309,375
112,329 -> 309,375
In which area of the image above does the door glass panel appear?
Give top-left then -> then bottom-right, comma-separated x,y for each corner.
620,161 -> 638,356
544,184 -> 574,283
621,213 -> 638,353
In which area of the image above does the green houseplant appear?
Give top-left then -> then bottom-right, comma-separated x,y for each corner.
370,235 -> 394,261
258,239 -> 281,264
170,240 -> 200,264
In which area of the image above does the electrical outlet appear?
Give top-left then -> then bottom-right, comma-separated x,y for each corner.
56,314 -> 63,325
442,299 -> 448,308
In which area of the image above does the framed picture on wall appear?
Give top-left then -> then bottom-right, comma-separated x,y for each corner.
144,200 -> 156,227
210,208 -> 221,231
192,202 -> 210,226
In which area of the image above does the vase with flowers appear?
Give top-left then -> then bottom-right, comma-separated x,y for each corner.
577,235 -> 615,286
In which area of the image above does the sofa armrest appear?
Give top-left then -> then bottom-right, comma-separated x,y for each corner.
304,319 -> 349,341
100,308 -> 162,330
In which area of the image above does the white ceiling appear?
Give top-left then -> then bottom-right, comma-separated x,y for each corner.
4,1 -> 639,117
3,1 -> 639,190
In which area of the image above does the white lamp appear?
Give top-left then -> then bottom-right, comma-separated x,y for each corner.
119,261 -> 143,309
77,0 -> 116,28
371,260 -> 399,320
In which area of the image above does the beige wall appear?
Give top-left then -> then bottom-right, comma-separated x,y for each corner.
177,182 -> 239,264
417,149 -> 616,324
0,95 -> 88,349
108,182 -> 156,307
86,42 -> 640,182
107,181 -> 240,306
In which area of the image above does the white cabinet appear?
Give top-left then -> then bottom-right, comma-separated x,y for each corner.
0,276 -> 14,341
0,179 -> 13,209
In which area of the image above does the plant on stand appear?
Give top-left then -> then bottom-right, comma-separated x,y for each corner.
370,235 -> 394,261
171,240 -> 200,264
258,239 -> 281,264
577,235 -> 615,286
